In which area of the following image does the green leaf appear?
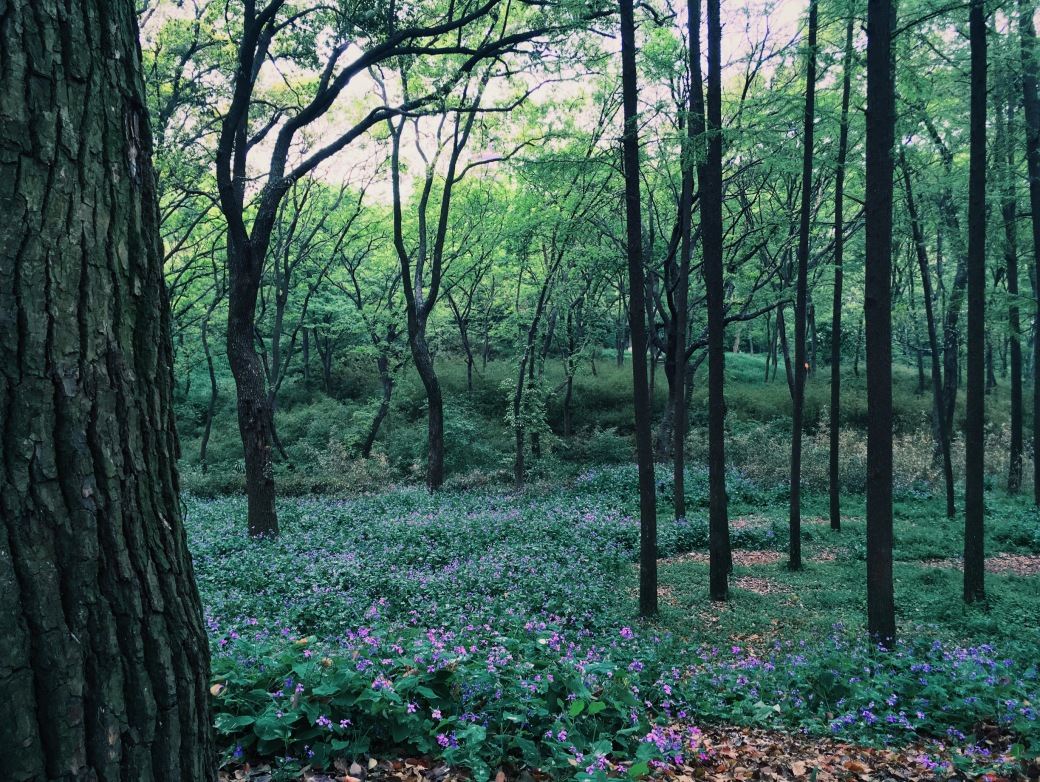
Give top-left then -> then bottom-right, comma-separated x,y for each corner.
627,760 -> 649,778
253,714 -> 289,741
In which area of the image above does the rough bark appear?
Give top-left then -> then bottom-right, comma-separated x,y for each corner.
864,0 -> 896,646
0,0 -> 214,777
620,0 -> 659,617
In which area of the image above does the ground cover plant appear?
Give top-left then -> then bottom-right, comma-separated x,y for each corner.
195,468 -> 1040,779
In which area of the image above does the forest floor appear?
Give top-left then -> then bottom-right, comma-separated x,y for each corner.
221,725 -> 1029,782
192,466 -> 1040,781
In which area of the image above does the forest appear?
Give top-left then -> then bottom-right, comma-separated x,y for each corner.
2,0 -> 1040,779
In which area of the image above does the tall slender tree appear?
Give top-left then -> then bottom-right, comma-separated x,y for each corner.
999,82 -> 1024,494
0,0 -> 214,777
620,0 -> 659,617
963,0 -> 987,604
673,0 -> 704,522
790,0 -> 819,570
864,0 -> 897,645
900,152 -> 956,518
703,0 -> 732,599
1020,0 -> 1040,507
829,13 -> 855,532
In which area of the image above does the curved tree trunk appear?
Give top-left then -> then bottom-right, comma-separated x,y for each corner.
361,355 -> 394,458
0,0 -> 214,777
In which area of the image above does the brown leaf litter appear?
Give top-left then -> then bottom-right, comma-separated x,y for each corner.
219,723 -> 1036,781
922,553 -> 1040,577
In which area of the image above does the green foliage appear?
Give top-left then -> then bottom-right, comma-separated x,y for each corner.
192,476 -> 1040,777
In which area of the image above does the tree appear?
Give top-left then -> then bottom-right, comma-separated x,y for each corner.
963,0 -> 986,604
789,0 -> 819,571
900,152 -> 956,518
673,0 -> 704,522
385,72 -> 494,490
829,12 -> 855,532
864,0 -> 896,645
214,0 -> 568,531
1020,0 -> 1040,507
997,77 -> 1024,494
620,0 -> 658,618
0,0 -> 213,778
703,0 -> 732,600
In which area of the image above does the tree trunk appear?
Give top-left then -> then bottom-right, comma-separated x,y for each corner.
853,313 -> 863,377
964,0 -> 987,604
864,0 -> 897,646
412,332 -> 445,490
200,318 -> 219,472
227,258 -> 279,537
777,304 -> 795,396
790,0 -> 818,571
829,15 -> 854,532
361,355 -> 394,458
0,0 -> 214,777
1020,0 -> 1040,505
901,152 -> 956,518
985,337 -> 996,393
620,0 -> 658,618
703,0 -> 732,598
673,0 -> 702,522
764,313 -> 774,382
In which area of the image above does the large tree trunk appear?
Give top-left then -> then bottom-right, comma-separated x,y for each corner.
1020,0 -> 1040,505
789,0 -> 818,572
0,0 -> 214,777
829,16 -> 855,532
864,0 -> 896,646
964,0 -> 987,604
620,0 -> 658,618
